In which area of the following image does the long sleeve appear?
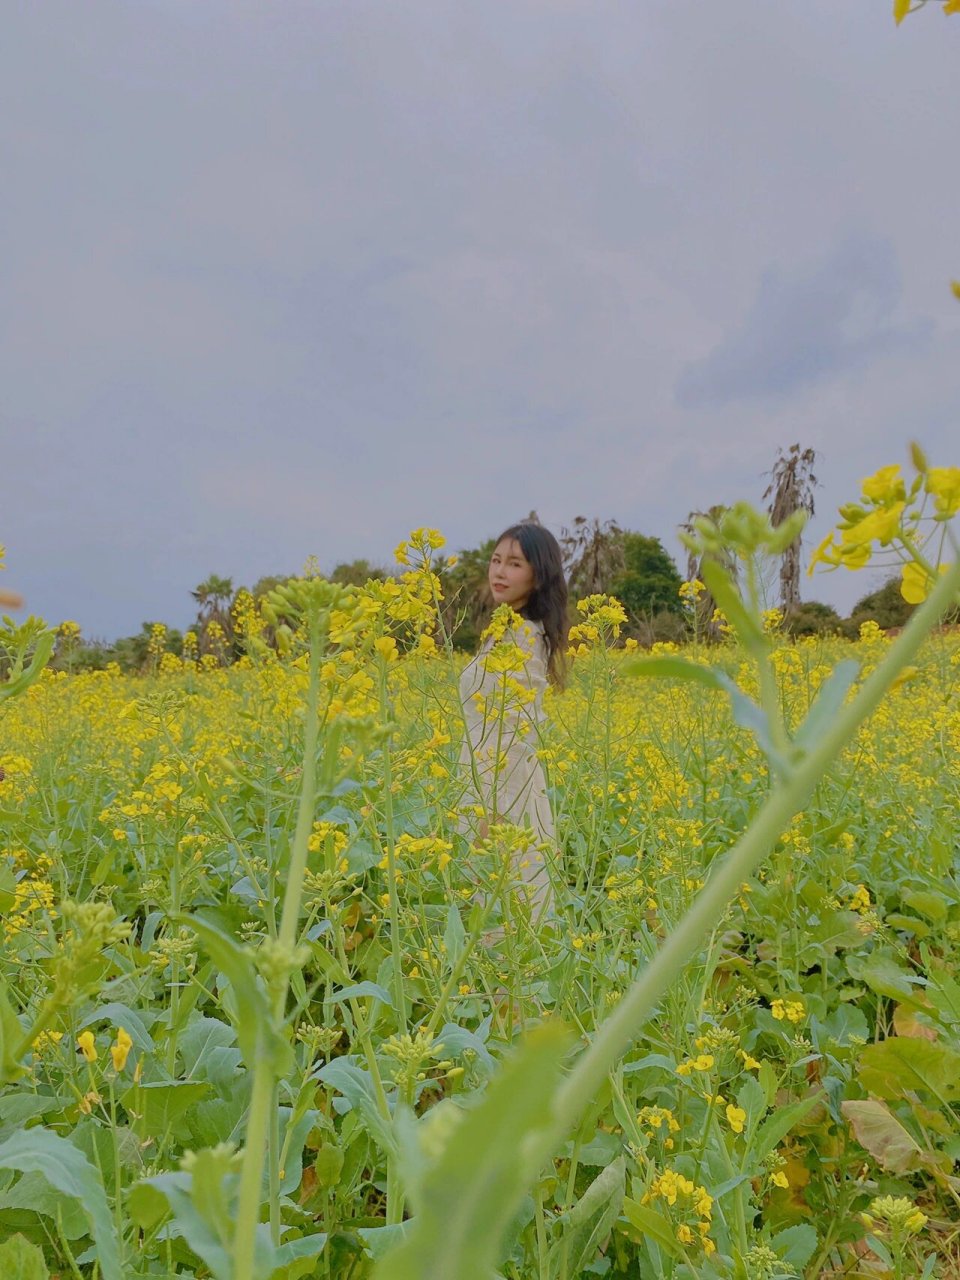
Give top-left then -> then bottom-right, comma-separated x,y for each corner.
458,620 -> 550,820
456,617 -> 557,921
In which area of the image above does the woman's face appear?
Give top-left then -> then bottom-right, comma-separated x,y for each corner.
489,537 -> 535,611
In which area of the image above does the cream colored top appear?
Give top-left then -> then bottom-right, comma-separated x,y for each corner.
455,616 -> 555,872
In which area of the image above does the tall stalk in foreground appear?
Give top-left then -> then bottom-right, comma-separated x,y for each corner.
375,449 -> 960,1280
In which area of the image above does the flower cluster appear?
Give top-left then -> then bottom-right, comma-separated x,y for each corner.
642,1168 -> 715,1254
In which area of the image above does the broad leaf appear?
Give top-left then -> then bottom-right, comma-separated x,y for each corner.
323,982 -> 393,1009
372,1022 -> 572,1280
316,1057 -> 399,1159
858,1037 -> 960,1102
0,1127 -> 121,1280
0,1234 -> 49,1279
752,1094 -> 821,1159
769,1223 -> 818,1269
620,1198 -> 682,1258
120,1081 -> 212,1138
842,1100 -> 924,1174
547,1156 -> 625,1279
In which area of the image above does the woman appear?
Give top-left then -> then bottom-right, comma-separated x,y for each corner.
456,521 -> 568,927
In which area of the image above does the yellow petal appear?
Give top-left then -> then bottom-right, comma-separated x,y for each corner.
894,0 -> 911,22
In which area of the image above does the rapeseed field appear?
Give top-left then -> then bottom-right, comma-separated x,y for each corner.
2,464 -> 960,1279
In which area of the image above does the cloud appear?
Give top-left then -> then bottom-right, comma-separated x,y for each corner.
675,235 -> 933,408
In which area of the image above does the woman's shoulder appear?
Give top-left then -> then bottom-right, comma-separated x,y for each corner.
513,616 -> 545,643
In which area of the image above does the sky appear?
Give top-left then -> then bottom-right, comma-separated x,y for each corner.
2,1 -> 957,641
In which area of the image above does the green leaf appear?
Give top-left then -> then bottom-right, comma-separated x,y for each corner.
358,1222 -> 414,1260
0,1234 -> 49,1279
901,890 -> 947,922
769,1223 -> 818,1269
128,1169 -> 240,1280
547,1157 -> 625,1279
0,861 -> 17,914
0,1127 -> 121,1280
752,1094 -> 821,1159
793,660 -> 859,753
735,1074 -> 767,1140
858,1037 -> 960,1103
178,1017 -> 239,1078
620,1198 -> 682,1258
78,1002 -> 155,1052
269,1232 -> 328,1276
372,1022 -> 572,1280
0,976 -> 26,1084
621,655 -> 727,691
323,982 -> 393,1009
700,559 -> 765,652
179,914 -> 291,1075
0,632 -> 55,702
847,951 -> 923,1002
924,968 -> 960,1028
119,1081 -> 212,1138
0,1170 -> 90,1237
841,1100 -> 924,1174
316,1057 -> 399,1159
443,904 -> 466,971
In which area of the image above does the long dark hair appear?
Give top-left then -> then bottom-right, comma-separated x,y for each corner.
492,522 -> 569,689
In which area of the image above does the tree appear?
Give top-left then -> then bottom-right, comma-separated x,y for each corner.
330,559 -> 389,588
845,575 -> 916,634
438,538 -> 497,649
191,574 -> 234,656
783,600 -> 842,637
763,445 -> 818,612
560,516 -> 625,600
612,533 -> 684,621
678,505 -> 734,640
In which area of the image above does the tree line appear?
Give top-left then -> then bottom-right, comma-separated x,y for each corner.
53,445 -> 919,674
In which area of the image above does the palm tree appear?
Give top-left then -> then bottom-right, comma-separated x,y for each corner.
678,505 -> 734,641
560,516 -> 625,600
438,538 -> 496,648
191,574 -> 235,656
762,445 -> 818,612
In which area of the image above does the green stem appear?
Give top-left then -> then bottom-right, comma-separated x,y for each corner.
269,1084 -> 281,1247
550,553 -> 960,1141
277,623 -> 322,952
234,615 -> 323,1280
232,1055 -> 275,1280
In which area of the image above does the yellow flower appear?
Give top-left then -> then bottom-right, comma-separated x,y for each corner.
739,1049 -> 762,1071
725,1104 -> 747,1134
110,1027 -> 133,1072
676,1224 -> 694,1245
374,635 -> 399,662
771,998 -> 805,1023
677,1053 -> 714,1075
848,884 -> 871,912
861,464 -> 906,506
925,466 -> 960,517
771,1170 -> 789,1189
901,560 -> 947,605
77,1030 -> 98,1062
840,502 -> 904,548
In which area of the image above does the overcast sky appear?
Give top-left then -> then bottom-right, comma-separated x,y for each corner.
2,1 -> 957,640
